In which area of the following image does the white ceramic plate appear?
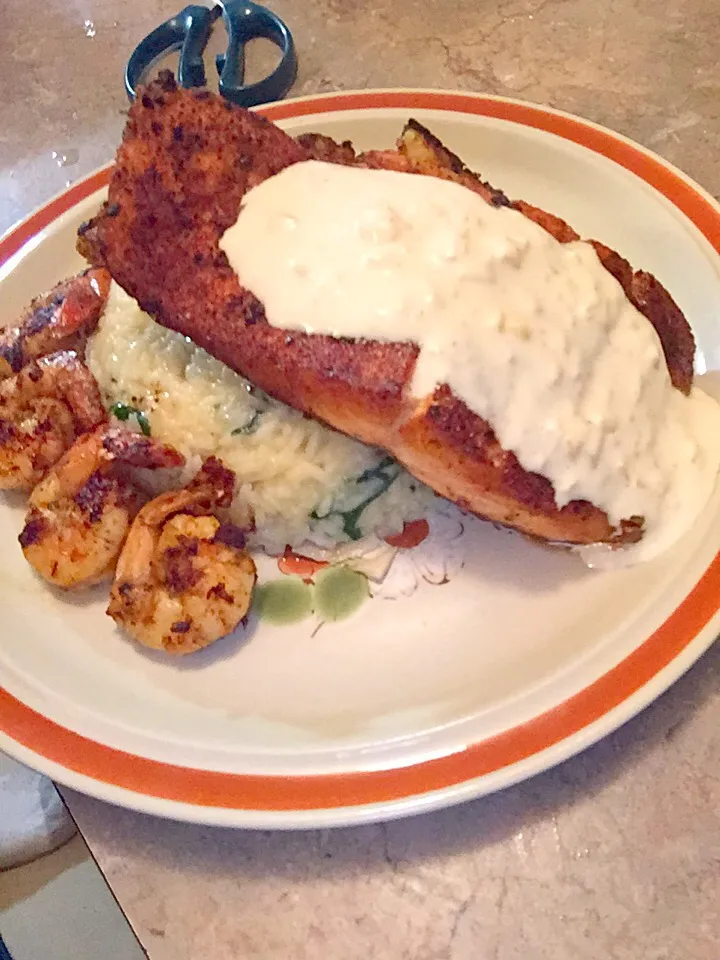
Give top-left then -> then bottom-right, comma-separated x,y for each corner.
1,90 -> 719,829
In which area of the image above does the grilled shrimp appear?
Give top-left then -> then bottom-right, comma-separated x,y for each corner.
19,427 -> 185,588
0,350 -> 106,489
0,268 -> 110,378
107,457 -> 256,655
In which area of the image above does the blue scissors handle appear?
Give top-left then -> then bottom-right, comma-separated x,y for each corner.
125,2 -> 296,108
216,3 -> 296,107
125,5 -> 218,99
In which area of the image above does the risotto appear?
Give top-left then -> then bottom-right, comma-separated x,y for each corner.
86,283 -> 435,554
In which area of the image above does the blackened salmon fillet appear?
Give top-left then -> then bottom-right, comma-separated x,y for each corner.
78,72 -> 695,546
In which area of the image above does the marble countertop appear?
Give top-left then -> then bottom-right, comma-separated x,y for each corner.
2,0 -> 719,956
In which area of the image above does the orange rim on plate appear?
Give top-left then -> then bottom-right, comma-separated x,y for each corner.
1,90 -> 720,814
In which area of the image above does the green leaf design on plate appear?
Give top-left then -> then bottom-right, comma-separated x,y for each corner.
254,579 -> 314,625
313,566 -> 369,622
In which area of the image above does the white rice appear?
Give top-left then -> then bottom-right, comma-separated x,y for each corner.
86,283 -> 435,554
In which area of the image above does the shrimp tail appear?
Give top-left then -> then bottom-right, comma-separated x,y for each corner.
185,455 -> 236,509
100,428 -> 185,469
0,268 -> 111,378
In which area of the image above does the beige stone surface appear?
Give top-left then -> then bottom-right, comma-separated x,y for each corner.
63,650 -> 720,959
1,0 -> 719,237
2,0 -> 720,956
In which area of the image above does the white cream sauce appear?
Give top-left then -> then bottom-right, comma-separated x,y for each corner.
220,159 -> 720,566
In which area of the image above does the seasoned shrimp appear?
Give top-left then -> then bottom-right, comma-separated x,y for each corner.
108,457 -> 256,655
0,350 -> 106,489
19,426 -> 185,588
0,268 -> 110,378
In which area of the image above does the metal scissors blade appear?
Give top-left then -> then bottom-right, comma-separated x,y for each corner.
125,1 -> 297,108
